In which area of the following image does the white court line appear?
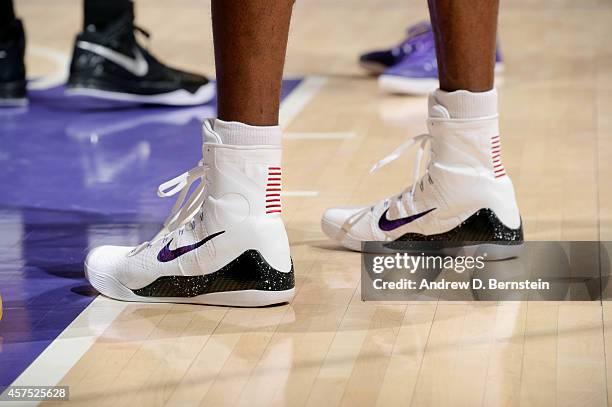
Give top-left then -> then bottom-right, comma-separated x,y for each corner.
8,74 -> 327,397
284,132 -> 356,140
282,190 -> 320,197
26,46 -> 69,90
279,76 -> 327,129
6,298 -> 126,398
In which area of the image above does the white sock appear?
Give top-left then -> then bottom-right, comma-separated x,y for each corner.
429,88 -> 498,119
211,119 -> 282,146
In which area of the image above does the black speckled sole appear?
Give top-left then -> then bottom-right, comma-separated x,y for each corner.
132,249 -> 294,298
394,208 -> 522,244
380,209 -> 523,259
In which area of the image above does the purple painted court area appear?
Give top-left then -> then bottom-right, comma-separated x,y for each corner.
0,78 -> 302,386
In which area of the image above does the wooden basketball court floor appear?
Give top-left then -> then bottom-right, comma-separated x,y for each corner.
3,0 -> 612,405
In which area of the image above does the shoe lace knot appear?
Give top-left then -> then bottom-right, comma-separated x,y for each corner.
370,133 -> 434,213
129,161 -> 209,256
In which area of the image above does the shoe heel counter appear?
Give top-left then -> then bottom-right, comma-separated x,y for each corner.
489,174 -> 521,230
205,144 -> 291,272
249,216 -> 293,273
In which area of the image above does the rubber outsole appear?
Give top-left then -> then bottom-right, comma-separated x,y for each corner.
65,81 -> 216,106
85,262 -> 295,307
359,61 -> 387,75
0,97 -> 28,107
321,216 -> 523,261
0,80 -> 27,106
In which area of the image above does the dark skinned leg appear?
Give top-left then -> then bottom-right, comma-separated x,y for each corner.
428,0 -> 499,92
212,0 -> 294,126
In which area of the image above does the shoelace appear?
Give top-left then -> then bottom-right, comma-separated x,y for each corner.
333,133 -> 435,237
132,135 -> 434,253
369,133 -> 434,214
130,161 -> 209,256
133,26 -> 150,40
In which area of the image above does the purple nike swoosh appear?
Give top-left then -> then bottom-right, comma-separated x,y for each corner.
157,230 -> 225,263
378,208 -> 436,231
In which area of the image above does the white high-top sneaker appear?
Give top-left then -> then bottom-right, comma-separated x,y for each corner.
85,119 -> 295,306
322,89 -> 523,258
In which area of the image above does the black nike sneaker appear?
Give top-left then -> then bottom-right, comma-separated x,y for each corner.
65,6 -> 215,106
0,19 -> 27,107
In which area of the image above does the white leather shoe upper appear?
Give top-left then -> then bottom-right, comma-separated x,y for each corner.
321,94 -> 521,247
86,119 -> 292,290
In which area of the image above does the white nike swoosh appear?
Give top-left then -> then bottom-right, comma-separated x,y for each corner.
76,41 -> 149,77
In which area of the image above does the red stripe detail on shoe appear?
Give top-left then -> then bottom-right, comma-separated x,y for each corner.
491,136 -> 505,176
267,166 -> 281,214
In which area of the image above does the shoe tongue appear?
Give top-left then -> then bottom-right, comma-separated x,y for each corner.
428,94 -> 452,119
202,119 -> 224,144
429,104 -> 451,119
